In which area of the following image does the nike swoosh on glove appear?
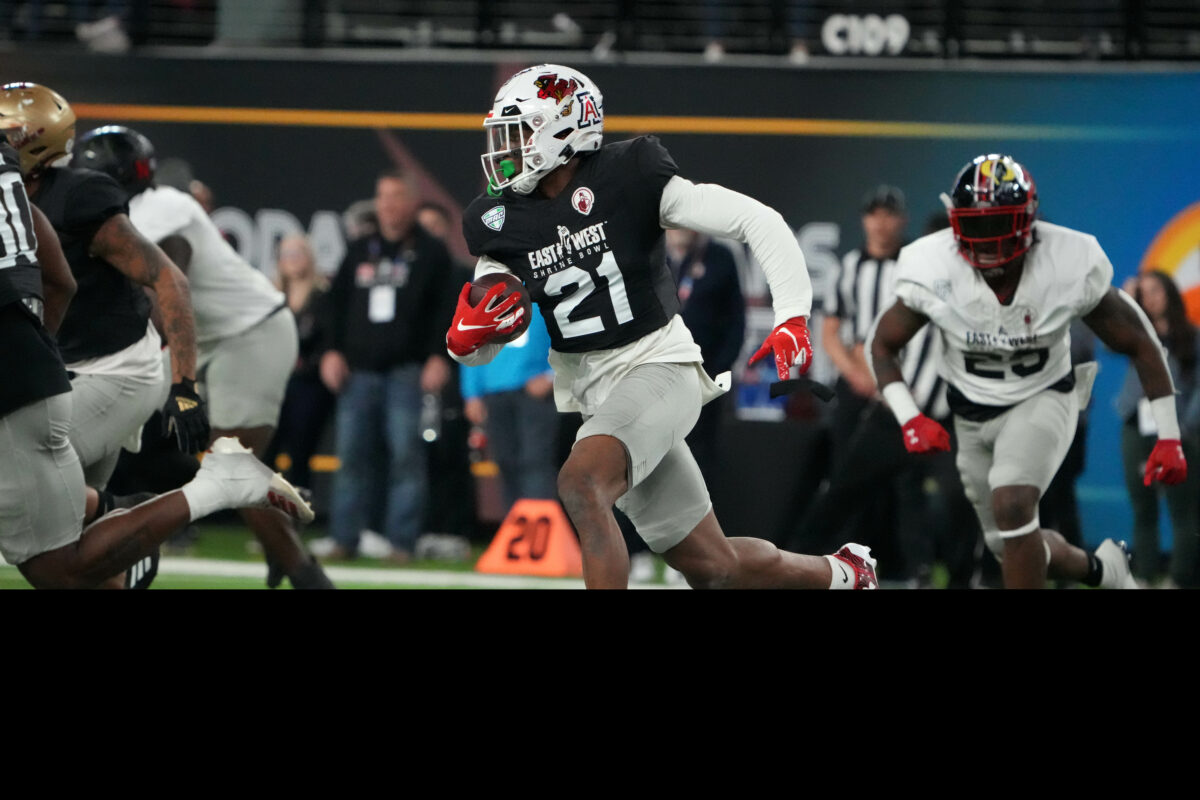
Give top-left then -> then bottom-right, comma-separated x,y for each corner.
162,377 -> 211,455
901,414 -> 951,454
748,316 -> 812,381
1144,439 -> 1187,486
446,282 -> 525,357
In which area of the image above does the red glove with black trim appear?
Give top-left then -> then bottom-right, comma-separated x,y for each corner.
446,282 -> 525,357
748,316 -> 813,380
901,414 -> 951,454
1144,439 -> 1187,486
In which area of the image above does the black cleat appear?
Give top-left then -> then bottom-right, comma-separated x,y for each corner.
124,549 -> 160,590
266,555 -> 285,589
289,558 -> 336,590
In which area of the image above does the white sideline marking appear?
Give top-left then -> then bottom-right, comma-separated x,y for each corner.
1,557 -> 682,589
160,557 -> 591,589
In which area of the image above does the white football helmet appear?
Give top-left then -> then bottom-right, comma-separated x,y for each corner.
481,64 -> 604,196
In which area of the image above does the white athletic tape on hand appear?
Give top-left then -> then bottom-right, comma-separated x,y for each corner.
882,381 -> 920,425
1150,395 -> 1182,441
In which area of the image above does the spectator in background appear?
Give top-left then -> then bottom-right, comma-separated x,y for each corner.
189,179 -> 216,215
263,233 -> 335,492
664,227 -> 745,486
5,1 -> 137,49
416,201 -> 477,544
460,312 -> 559,510
312,167 -> 455,563
634,227 -> 746,583
1116,270 -> 1200,588
417,202 -> 455,244
343,198 -> 378,241
701,0 -> 810,63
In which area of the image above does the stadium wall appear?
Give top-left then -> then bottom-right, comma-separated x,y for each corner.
5,50 -> 1199,546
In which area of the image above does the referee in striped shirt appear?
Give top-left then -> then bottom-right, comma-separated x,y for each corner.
785,189 -> 979,587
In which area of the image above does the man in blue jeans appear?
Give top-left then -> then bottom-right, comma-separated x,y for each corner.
461,312 -> 559,510
316,168 -> 456,562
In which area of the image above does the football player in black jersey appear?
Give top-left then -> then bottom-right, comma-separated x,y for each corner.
1,83 -> 208,507
1,138 -> 313,588
448,64 -> 879,589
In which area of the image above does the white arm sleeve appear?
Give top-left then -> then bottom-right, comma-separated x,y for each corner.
447,255 -> 513,367
129,187 -> 193,244
659,175 -> 811,327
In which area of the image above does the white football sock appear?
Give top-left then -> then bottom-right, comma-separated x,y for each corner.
181,475 -> 227,522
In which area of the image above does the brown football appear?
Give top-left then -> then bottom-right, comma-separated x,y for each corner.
468,272 -> 532,344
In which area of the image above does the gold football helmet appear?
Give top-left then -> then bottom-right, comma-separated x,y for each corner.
0,82 -> 77,178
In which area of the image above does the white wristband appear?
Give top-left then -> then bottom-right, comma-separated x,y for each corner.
1150,395 -> 1181,440
881,381 -> 921,426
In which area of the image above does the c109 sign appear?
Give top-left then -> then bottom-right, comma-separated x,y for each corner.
821,14 -> 911,56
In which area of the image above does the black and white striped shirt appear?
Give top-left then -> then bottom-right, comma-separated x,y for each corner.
828,248 -> 948,420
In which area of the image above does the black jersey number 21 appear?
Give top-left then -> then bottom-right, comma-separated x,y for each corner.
542,252 -> 634,338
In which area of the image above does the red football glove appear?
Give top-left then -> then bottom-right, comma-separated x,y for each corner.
748,316 -> 813,380
446,282 -> 525,357
1144,439 -> 1187,486
901,414 -> 951,454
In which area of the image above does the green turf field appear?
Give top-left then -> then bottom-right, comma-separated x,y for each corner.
0,522 -> 595,590
0,522 -> 959,589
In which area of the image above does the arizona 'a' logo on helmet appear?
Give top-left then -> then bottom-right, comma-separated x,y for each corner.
481,63 -> 604,197
942,154 -> 1039,270
0,82 -> 77,179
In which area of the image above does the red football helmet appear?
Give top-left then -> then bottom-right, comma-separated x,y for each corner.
942,154 -> 1038,269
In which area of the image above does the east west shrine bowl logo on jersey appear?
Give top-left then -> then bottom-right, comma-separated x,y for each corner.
527,220 -> 611,280
482,206 -> 505,231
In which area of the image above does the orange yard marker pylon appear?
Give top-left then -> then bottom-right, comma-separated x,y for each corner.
475,499 -> 583,578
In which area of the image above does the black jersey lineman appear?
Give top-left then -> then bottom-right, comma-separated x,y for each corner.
30,165 -> 151,363
462,135 -> 680,354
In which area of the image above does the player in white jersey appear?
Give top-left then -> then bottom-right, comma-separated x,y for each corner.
73,126 -> 334,590
869,154 -> 1187,589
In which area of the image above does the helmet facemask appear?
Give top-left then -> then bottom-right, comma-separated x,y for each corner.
944,199 -> 1036,269
482,117 -> 550,196
943,154 -> 1038,271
